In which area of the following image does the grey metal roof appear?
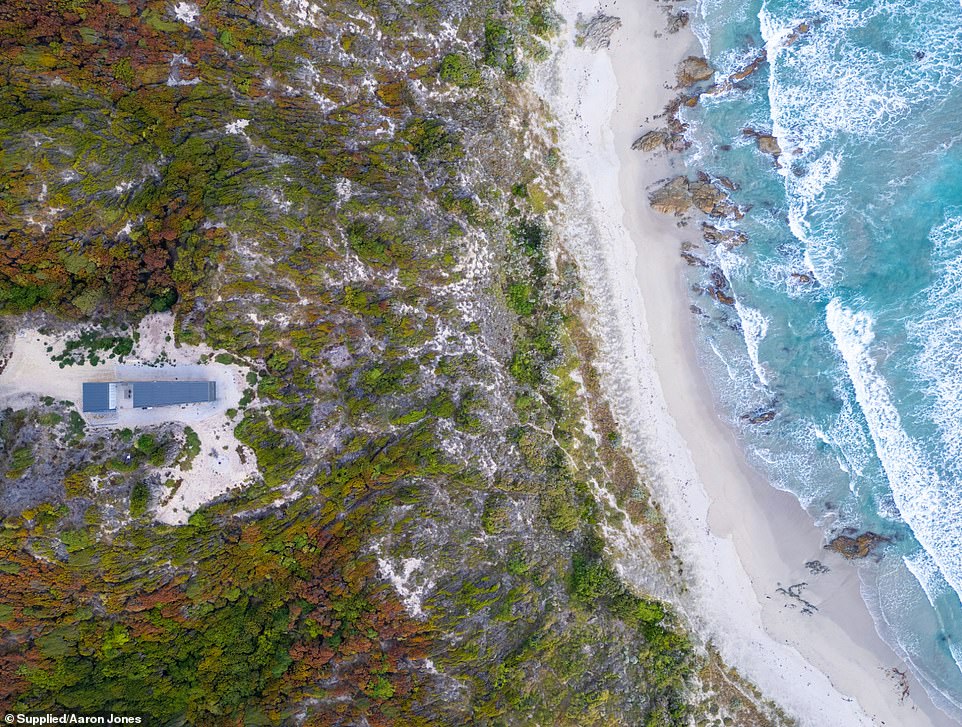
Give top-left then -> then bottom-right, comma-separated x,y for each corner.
82,383 -> 113,412
132,381 -> 216,408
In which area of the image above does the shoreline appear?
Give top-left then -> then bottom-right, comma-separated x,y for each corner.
539,0 -> 957,724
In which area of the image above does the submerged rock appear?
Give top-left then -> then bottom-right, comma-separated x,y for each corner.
784,20 -> 811,47
826,531 -> 890,559
731,50 -> 767,82
702,223 -> 748,249
708,288 -> 736,306
741,408 -> 775,424
694,266 -> 737,306
743,128 -> 782,157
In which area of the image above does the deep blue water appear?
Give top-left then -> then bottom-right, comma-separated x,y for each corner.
686,0 -> 962,714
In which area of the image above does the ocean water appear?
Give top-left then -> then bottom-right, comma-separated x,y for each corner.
684,0 -> 962,715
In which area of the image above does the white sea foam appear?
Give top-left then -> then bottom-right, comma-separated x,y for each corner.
826,299 -> 962,605
912,214 -> 962,471
707,338 -> 740,383
762,0 -> 962,293
759,0 -> 954,153
786,151 -> 843,287
733,301 -> 770,387
825,383 -> 873,481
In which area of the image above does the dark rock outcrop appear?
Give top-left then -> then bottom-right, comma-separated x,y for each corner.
702,223 -> 747,249
743,128 -> 782,157
826,531 -> 890,559
741,408 -> 775,424
693,266 -> 736,306
665,9 -> 689,34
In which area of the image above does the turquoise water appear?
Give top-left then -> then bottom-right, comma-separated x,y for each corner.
685,0 -> 962,715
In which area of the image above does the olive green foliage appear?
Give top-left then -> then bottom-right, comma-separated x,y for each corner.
234,413 -> 304,489
66,411 -> 84,432
506,282 -> 534,315
0,0 -> 709,722
440,52 -> 481,86
403,118 -> 463,163
347,222 -> 392,265
51,329 -> 134,366
128,481 -> 150,517
5,446 -> 34,479
483,20 -> 516,72
134,433 -> 167,467
176,426 -> 201,469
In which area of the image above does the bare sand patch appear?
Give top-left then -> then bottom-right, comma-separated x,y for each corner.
0,314 -> 258,524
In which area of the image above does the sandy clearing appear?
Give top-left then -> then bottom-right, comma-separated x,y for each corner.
0,314 -> 258,525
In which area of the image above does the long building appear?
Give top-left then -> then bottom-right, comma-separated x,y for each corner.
82,382 -> 117,413
131,381 -> 216,409
82,380 -> 216,413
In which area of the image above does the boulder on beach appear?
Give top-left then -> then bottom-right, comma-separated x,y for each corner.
666,9 -> 690,34
632,130 -> 671,152
650,176 -> 739,218
649,176 -> 692,216
576,13 -> 622,51
676,56 -> 714,86
680,248 -> 708,267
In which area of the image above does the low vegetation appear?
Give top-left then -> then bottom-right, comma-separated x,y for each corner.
0,0 -> 788,724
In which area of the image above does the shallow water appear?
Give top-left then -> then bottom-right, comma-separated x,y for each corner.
685,0 -> 962,715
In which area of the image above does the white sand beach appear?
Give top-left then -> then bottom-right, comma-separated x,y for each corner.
538,0 -> 959,724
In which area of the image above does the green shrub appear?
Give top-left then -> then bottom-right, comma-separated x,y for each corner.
235,413 -> 304,488
439,53 -> 481,86
509,349 -> 539,386
6,446 -> 35,478
483,20 -> 513,69
129,482 -> 150,517
177,427 -> 202,469
481,495 -> 511,535
506,282 -> 534,315
402,118 -> 462,163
